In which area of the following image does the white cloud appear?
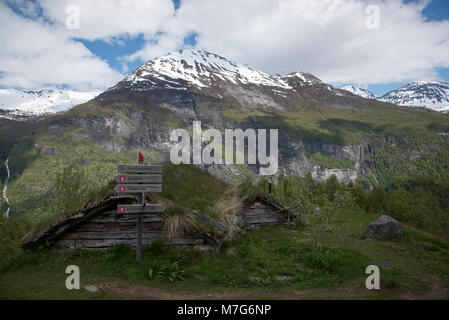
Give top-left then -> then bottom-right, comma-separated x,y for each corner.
0,2 -> 125,90
127,0 -> 449,86
1,0 -> 448,90
38,0 -> 175,41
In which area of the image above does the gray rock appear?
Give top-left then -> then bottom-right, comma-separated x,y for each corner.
363,215 -> 403,240
84,285 -> 99,293
249,276 -> 263,283
274,275 -> 292,281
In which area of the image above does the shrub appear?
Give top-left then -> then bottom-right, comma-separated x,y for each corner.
52,163 -> 93,215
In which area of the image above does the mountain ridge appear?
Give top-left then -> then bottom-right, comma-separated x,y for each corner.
341,82 -> 449,113
2,51 -> 449,117
0,88 -> 100,119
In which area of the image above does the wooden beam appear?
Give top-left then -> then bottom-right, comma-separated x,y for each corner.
118,164 -> 163,174
117,204 -> 165,214
115,174 -> 162,183
114,184 -> 162,194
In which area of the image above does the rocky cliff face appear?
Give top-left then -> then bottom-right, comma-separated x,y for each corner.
2,50 -> 448,205
46,50 -> 446,186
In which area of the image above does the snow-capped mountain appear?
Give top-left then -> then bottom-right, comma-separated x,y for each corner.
107,49 -> 347,103
123,50 -> 292,90
341,85 -> 377,99
341,82 -> 449,112
0,89 -> 100,118
380,81 -> 449,113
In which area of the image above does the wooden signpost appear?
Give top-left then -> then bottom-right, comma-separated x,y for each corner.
114,184 -> 162,193
116,153 -> 164,263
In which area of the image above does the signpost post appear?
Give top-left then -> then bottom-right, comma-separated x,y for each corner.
116,153 -> 164,263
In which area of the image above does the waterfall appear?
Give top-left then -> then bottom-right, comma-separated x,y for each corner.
2,158 -> 10,218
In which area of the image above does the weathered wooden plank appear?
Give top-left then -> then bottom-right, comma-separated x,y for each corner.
75,222 -> 162,232
246,210 -> 278,216
115,184 -> 162,193
115,174 -> 162,183
87,214 -> 163,223
246,221 -> 285,227
54,236 -> 206,249
118,164 -> 163,174
60,230 -> 162,240
245,215 -> 283,225
54,239 -> 157,249
45,201 -> 117,244
117,203 -> 165,214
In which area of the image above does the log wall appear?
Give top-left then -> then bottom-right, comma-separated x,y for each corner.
240,201 -> 288,228
53,210 -> 210,250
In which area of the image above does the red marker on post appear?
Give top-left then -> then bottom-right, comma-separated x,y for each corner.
139,152 -> 144,164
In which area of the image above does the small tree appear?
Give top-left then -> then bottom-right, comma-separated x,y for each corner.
53,163 -> 92,215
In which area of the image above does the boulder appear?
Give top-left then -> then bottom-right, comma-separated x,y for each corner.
363,215 -> 403,240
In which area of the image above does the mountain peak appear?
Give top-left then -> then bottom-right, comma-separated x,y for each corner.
124,49 -> 291,89
380,81 -> 449,112
341,85 -> 377,99
283,72 -> 322,85
0,88 -> 100,118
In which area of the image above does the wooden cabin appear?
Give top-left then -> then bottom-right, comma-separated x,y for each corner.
237,193 -> 292,229
22,194 -> 220,251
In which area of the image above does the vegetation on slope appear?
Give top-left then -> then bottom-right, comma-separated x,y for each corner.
1,208 -> 448,299
243,173 -> 449,238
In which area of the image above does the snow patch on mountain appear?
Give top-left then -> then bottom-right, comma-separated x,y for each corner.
0,89 -> 100,117
341,85 -> 377,99
380,81 -> 449,113
284,72 -> 322,86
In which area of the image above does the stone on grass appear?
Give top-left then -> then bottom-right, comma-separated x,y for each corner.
274,275 -> 292,281
363,215 -> 403,240
84,285 -> 99,293
249,276 -> 263,283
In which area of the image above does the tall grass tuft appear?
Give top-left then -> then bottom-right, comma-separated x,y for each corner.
162,206 -> 196,239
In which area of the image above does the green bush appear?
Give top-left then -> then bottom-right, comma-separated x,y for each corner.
53,163 -> 93,215
243,172 -> 449,238
0,217 -> 30,263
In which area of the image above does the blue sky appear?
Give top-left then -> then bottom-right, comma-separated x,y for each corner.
1,0 -> 449,94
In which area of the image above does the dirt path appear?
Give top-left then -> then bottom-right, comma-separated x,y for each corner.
94,280 -> 449,300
